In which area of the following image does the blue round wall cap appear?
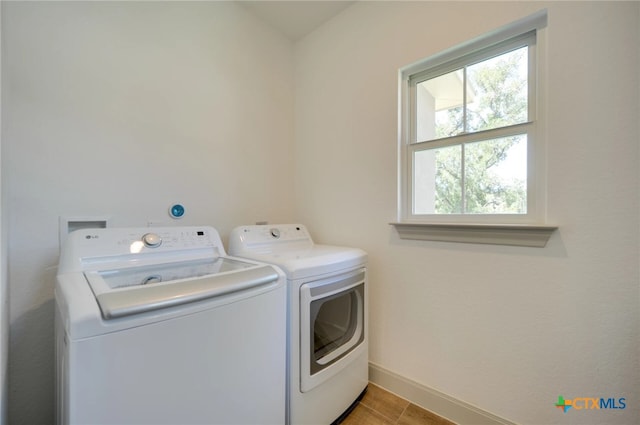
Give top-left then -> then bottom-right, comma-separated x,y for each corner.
169,204 -> 185,219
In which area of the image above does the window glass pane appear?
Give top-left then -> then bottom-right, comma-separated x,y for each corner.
464,135 -> 527,214
414,145 -> 462,214
466,47 -> 528,132
403,18 -> 543,222
415,70 -> 464,141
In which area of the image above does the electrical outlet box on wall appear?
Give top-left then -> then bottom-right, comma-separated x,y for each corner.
59,216 -> 110,250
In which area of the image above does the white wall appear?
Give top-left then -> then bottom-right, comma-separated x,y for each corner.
2,2 -> 295,423
294,2 -> 639,424
3,1 -> 639,424
0,2 -> 7,423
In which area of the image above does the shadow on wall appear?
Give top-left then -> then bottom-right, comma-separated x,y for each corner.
9,300 -> 56,423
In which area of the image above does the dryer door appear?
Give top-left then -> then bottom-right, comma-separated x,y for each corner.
300,268 -> 366,392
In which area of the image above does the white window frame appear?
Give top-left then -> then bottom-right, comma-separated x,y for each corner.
393,10 -> 556,246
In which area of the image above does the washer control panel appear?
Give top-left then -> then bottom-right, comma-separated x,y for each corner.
119,228 -> 218,251
63,227 -> 225,269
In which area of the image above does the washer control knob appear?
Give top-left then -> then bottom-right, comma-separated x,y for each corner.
142,233 -> 162,248
270,228 -> 280,239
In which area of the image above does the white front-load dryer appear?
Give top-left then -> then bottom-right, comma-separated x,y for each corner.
229,224 -> 368,425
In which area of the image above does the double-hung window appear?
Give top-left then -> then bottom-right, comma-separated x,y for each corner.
396,11 -> 554,246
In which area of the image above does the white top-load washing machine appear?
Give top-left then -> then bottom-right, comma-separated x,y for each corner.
55,226 -> 286,425
228,224 -> 368,425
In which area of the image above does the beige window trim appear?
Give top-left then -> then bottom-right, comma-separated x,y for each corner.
391,222 -> 557,247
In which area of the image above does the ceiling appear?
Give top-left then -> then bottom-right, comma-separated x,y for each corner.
239,1 -> 355,41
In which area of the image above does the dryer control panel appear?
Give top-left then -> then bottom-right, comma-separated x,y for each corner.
228,224 -> 313,254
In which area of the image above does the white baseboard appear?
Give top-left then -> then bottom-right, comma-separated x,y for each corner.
368,362 -> 517,425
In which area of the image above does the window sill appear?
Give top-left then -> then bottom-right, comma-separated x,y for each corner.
390,222 -> 557,247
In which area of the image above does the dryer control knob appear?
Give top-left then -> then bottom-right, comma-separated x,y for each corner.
142,233 -> 162,248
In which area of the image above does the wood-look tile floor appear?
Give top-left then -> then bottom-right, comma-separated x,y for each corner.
338,383 -> 456,425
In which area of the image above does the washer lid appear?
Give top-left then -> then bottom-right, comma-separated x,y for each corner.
85,258 -> 277,319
